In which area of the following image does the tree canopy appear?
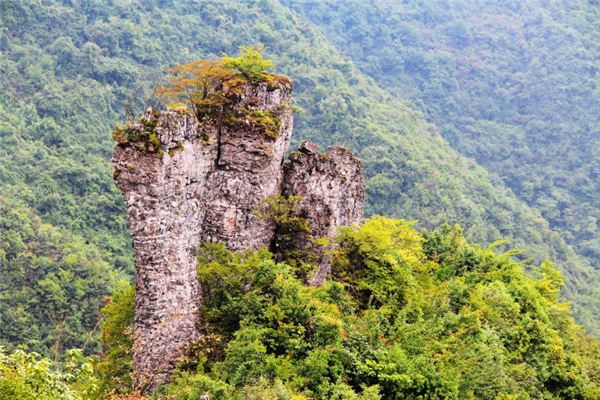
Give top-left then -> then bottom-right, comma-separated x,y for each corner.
221,45 -> 274,81
97,217 -> 600,398
154,46 -> 278,120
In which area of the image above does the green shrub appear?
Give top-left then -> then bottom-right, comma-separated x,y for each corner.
222,45 -> 274,81
97,284 -> 135,394
0,348 -> 99,400
164,217 -> 600,399
117,218 -> 600,399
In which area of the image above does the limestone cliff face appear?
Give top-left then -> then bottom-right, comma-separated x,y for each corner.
112,78 -> 363,389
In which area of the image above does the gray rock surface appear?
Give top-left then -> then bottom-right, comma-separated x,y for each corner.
112,79 -> 364,389
282,141 -> 365,285
113,110 -> 209,388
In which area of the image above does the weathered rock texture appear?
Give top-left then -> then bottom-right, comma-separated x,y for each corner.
112,78 -> 364,389
282,141 -> 365,285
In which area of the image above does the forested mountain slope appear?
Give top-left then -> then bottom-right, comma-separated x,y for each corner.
0,0 -> 598,357
283,0 -> 600,299
4,219 -> 600,399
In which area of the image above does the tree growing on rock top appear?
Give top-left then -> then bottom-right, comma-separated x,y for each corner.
154,46 -> 279,121
221,45 -> 274,81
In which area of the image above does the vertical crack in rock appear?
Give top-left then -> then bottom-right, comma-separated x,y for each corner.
112,78 -> 364,390
199,82 -> 293,250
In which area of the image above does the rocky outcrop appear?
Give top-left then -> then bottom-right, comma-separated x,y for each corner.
112,77 -> 364,389
113,110 -> 208,388
282,141 -> 365,285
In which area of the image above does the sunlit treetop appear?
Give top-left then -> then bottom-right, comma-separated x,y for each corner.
221,45 -> 274,81
154,46 -> 290,121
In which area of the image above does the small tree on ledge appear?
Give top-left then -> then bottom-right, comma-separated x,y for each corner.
153,45 -> 283,122
154,60 -> 232,121
221,45 -> 273,81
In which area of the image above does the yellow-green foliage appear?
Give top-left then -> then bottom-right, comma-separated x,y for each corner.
221,45 -> 274,81
166,102 -> 190,115
97,285 -> 135,395
254,195 -> 307,231
254,195 -> 317,277
153,47 -> 289,139
223,107 -> 284,139
112,113 -> 162,154
248,110 -> 283,139
332,216 -> 425,310
146,217 -> 600,400
0,348 -> 99,400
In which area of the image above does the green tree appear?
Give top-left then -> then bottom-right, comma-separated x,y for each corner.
222,45 -> 274,81
97,284 -> 135,394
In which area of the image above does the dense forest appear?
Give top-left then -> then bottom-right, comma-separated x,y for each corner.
284,0 -> 600,264
284,0 -> 600,322
1,0 -> 600,398
3,218 -> 600,399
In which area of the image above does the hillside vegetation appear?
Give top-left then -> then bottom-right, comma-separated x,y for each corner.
1,1 -> 600,398
2,1 -> 599,352
2,217 -> 600,399
284,0 -> 600,329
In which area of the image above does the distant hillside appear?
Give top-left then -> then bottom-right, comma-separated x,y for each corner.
0,0 -> 598,358
284,0 -> 600,330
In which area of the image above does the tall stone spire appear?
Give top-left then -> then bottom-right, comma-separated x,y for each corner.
112,77 -> 364,389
